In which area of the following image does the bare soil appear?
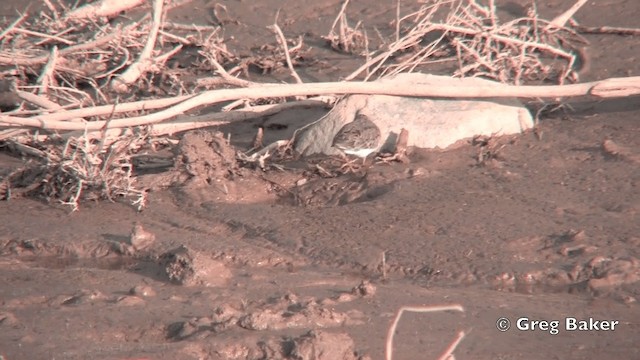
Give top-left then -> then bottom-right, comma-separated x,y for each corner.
1,1 -> 640,359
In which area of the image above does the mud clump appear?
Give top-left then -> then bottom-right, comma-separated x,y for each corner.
159,245 -> 232,287
0,312 -> 19,327
238,292 -> 355,331
289,174 -> 370,207
166,294 -> 364,359
351,280 -> 376,297
573,256 -> 640,295
289,330 -> 361,360
170,129 -> 278,204
173,130 -> 239,188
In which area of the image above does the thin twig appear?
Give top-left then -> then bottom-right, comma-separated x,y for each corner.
37,46 -> 59,94
13,28 -> 75,45
395,0 -> 401,43
154,44 -> 183,64
205,54 -> 254,87
269,22 -> 303,84
437,330 -> 467,360
329,0 -> 351,36
0,11 -> 28,41
385,304 -> 465,360
16,91 -> 63,111
42,0 -> 59,20
571,22 -> 640,35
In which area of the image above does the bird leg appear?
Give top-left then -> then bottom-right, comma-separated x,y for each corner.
337,153 -> 361,173
377,128 -> 410,164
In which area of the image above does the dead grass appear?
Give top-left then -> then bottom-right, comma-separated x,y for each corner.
3,128 -> 149,211
344,0 -> 588,84
322,0 -> 368,55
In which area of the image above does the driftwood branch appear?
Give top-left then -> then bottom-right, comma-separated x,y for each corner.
64,0 -> 146,21
110,0 -> 165,92
2,75 -> 639,131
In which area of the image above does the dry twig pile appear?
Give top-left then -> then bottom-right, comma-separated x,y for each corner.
339,0 -> 587,83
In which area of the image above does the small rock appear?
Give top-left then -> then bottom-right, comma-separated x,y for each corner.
335,293 -> 356,303
167,321 -> 198,340
294,74 -> 533,156
129,222 -> 156,251
61,290 -> 106,306
129,285 -> 156,297
351,280 -> 376,297
0,312 -> 19,326
115,295 -> 145,306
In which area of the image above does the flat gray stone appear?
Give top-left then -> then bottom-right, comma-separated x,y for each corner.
294,73 -> 534,156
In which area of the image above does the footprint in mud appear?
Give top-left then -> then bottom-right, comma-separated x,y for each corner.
289,174 -> 372,207
166,282 -> 373,358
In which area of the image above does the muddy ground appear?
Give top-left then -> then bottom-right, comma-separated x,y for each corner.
1,0 -> 640,359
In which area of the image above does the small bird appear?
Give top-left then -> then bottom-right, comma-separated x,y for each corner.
332,113 -> 381,169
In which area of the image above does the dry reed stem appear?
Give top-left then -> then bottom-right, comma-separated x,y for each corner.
394,0 -> 401,43
547,0 -> 588,29
385,304 -> 465,360
13,28 -> 75,45
0,29 -> 123,66
570,21 -> 640,35
0,11 -> 28,41
0,129 -> 28,141
42,0 -> 59,19
16,91 -> 64,111
9,93 -> 191,122
158,30 -> 192,45
270,19 -> 304,84
37,46 -> 59,94
328,0 -> 351,41
163,22 -> 219,32
344,0 -> 449,81
323,0 -> 366,54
